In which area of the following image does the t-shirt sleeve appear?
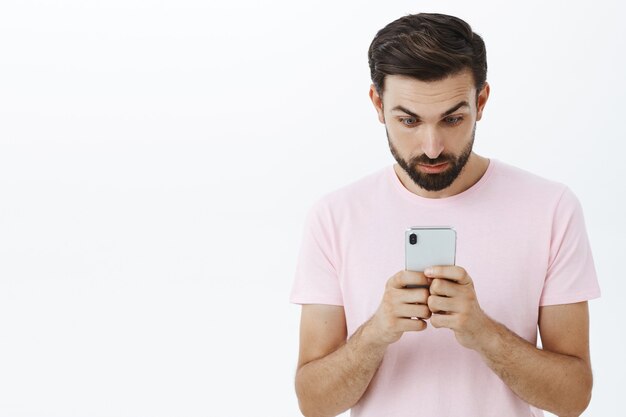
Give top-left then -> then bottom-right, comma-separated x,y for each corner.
539,186 -> 601,306
289,198 -> 343,306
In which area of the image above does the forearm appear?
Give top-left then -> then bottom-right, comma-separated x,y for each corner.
478,319 -> 592,417
295,320 -> 387,417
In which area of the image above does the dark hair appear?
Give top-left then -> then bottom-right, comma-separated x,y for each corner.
368,13 -> 487,98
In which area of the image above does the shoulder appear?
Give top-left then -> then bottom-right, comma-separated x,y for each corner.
492,159 -> 565,190
488,160 -> 590,228
490,159 -> 571,203
310,165 -> 390,213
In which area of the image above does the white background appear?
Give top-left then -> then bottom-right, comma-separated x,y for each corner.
0,1 -> 624,416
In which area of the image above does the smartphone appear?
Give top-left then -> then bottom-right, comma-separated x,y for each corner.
405,227 -> 456,277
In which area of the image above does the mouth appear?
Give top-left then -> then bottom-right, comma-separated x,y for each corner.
417,162 -> 449,174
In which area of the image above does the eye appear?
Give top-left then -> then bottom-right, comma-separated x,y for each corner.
444,116 -> 463,126
400,117 -> 418,127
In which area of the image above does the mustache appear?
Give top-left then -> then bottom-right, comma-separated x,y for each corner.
410,154 -> 452,166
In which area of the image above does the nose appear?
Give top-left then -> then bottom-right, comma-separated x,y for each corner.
421,126 -> 444,159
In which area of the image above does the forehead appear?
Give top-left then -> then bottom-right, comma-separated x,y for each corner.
383,70 -> 476,114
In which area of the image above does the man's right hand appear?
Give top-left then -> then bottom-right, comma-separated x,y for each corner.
364,270 -> 432,346
295,271 -> 431,416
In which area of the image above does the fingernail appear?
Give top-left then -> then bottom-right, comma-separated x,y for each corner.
424,267 -> 433,276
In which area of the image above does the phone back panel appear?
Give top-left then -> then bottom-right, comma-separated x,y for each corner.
405,227 -> 456,272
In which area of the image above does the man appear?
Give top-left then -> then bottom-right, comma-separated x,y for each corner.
290,13 -> 600,417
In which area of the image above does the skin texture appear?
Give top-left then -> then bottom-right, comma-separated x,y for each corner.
425,266 -> 592,417
296,271 -> 430,417
374,70 -> 490,199
294,70 -> 593,417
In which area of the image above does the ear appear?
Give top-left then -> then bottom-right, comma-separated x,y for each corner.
475,82 -> 490,121
369,84 -> 385,124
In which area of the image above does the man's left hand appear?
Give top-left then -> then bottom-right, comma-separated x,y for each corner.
425,265 -> 494,351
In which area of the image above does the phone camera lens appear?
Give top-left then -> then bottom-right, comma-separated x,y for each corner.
409,233 -> 417,245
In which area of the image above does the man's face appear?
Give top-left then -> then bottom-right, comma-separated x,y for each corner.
371,70 -> 488,192
385,124 -> 475,192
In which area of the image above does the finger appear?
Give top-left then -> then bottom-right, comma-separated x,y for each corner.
398,317 -> 427,332
428,295 -> 456,314
429,278 -> 460,297
430,312 -> 454,329
389,270 -> 428,289
397,303 -> 432,320
424,266 -> 471,285
396,287 -> 430,304
404,284 -> 429,289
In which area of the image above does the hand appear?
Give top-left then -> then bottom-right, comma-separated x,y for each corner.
425,266 -> 493,350
365,270 -> 432,346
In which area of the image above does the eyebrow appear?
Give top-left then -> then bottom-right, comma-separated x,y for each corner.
390,100 -> 470,120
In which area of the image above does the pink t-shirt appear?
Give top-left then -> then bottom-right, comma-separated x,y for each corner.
290,159 -> 600,417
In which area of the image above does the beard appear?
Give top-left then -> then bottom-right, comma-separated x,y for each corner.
386,124 -> 476,192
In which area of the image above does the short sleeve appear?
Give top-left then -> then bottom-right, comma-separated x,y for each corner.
539,187 -> 601,306
289,198 -> 343,306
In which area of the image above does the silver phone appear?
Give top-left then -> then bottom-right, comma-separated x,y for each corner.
405,226 -> 456,273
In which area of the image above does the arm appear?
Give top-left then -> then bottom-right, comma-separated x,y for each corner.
477,302 -> 592,417
295,271 -> 431,417
425,266 -> 592,417
294,304 -> 386,417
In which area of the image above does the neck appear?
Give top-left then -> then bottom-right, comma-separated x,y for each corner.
393,153 -> 490,199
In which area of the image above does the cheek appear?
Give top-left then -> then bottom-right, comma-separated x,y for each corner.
445,123 -> 475,148
386,127 -> 414,153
